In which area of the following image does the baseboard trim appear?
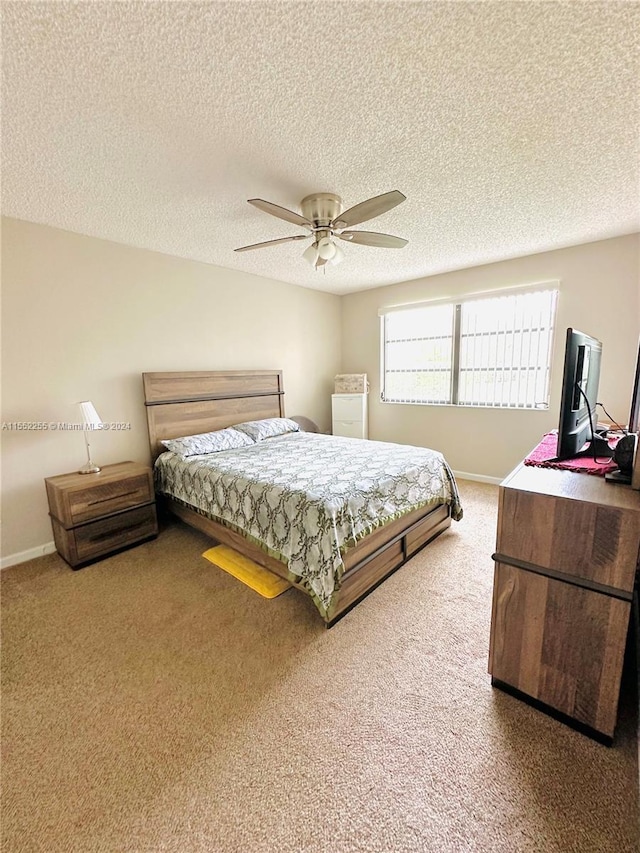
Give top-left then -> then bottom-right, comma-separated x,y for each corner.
1,542 -> 57,570
452,470 -> 502,485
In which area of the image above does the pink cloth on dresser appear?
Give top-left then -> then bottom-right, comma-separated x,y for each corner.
524,431 -> 619,476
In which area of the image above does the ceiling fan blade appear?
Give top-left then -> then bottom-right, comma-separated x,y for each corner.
234,235 -> 309,252
337,231 -> 408,248
332,190 -> 406,229
247,199 -> 312,229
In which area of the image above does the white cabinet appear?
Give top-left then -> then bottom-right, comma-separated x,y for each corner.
332,393 -> 368,439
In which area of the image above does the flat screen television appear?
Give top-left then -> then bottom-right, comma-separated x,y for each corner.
556,328 -> 613,461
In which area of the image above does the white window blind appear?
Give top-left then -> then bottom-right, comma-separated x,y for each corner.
383,303 -> 455,403
381,287 -> 558,408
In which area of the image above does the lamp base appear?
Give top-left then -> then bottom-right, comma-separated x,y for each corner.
78,464 -> 101,475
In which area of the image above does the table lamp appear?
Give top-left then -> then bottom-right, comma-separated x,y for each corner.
78,401 -> 102,474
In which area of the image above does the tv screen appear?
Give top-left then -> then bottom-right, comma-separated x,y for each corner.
556,328 -> 610,460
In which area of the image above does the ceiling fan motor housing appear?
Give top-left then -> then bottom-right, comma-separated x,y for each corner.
300,193 -> 342,228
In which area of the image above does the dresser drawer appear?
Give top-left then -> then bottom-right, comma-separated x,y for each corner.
489,562 -> 630,738
332,419 -> 365,439
497,488 -> 640,593
68,473 -> 153,525
332,394 -> 365,421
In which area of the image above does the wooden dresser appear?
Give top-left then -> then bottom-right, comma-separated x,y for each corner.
488,462 -> 640,744
45,461 -> 158,569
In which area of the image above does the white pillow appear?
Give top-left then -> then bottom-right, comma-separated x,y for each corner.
233,417 -> 300,442
161,427 -> 254,458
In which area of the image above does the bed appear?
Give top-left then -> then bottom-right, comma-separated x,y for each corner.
143,370 -> 462,625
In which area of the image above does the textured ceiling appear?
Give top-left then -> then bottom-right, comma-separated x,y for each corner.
2,1 -> 639,295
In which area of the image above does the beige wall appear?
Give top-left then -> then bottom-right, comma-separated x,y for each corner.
342,234 -> 640,479
1,217 -> 342,560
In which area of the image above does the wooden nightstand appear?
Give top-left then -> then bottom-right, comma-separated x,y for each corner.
45,461 -> 158,569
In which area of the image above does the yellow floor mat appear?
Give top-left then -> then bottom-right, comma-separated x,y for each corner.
202,545 -> 292,599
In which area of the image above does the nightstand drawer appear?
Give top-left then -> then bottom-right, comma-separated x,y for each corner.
71,504 -> 158,563
68,474 -> 153,525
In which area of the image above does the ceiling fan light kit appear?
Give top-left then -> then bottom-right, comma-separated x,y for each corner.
234,190 -> 408,269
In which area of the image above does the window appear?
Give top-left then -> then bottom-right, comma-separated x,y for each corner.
381,287 -> 558,408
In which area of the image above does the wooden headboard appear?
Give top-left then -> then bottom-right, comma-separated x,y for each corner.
143,370 -> 285,461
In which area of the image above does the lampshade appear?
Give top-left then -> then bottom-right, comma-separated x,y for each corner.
77,401 -> 102,474
317,237 -> 336,260
327,242 -> 345,266
79,401 -> 102,428
302,242 -> 319,266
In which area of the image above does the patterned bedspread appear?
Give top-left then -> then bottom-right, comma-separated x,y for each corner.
154,432 -> 463,618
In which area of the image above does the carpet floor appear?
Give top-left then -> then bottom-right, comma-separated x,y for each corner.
1,480 -> 638,853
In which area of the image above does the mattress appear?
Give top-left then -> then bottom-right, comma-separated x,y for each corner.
154,431 -> 463,617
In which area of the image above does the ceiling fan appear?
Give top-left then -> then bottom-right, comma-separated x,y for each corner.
234,190 -> 408,268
